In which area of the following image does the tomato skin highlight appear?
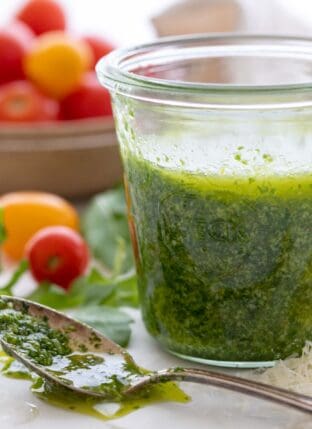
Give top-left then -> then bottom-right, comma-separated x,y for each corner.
26,226 -> 89,290
0,81 -> 60,123
0,192 -> 79,260
16,0 -> 66,36
0,22 -> 34,84
60,72 -> 112,120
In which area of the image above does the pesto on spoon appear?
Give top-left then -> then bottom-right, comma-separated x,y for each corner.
0,296 -> 311,415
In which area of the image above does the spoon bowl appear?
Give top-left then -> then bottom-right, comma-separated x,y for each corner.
0,296 -> 137,398
1,296 -> 312,414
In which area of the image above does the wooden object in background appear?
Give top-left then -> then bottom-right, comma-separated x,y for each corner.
152,0 -> 241,86
0,119 -> 122,199
152,0 -> 241,37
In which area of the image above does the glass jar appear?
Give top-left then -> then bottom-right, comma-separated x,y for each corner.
97,35 -> 312,368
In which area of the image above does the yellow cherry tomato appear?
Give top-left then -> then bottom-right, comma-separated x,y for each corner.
0,191 -> 79,260
24,32 -> 93,99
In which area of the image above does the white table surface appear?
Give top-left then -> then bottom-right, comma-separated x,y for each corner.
0,303 -> 310,429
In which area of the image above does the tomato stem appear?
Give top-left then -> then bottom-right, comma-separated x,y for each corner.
47,255 -> 60,271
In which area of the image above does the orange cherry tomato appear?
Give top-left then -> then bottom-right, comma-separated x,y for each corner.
0,192 -> 79,260
24,32 -> 93,99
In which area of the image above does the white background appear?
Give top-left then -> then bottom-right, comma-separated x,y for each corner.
0,0 -> 176,45
0,0 -> 312,47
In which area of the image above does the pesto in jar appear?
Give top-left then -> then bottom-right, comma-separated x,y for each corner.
124,154 -> 312,363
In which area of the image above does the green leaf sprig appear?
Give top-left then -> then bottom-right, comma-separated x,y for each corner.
0,187 -> 138,347
82,187 -> 134,275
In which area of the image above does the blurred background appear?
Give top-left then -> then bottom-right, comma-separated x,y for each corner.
2,0 -> 312,45
0,0 -> 311,198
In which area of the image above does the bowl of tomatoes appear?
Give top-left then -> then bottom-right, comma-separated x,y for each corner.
0,0 -> 122,198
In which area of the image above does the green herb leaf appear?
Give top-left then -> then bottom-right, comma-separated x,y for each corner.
26,267 -> 138,310
27,282 -> 83,310
82,187 -> 134,275
104,269 -> 138,308
68,268 -> 138,307
0,260 -> 28,296
0,208 -> 7,245
68,275 -> 114,306
69,305 -> 133,347
69,267 -> 139,308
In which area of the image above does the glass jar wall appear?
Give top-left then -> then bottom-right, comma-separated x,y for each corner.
98,35 -> 312,367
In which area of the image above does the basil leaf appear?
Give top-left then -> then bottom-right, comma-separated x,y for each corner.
69,276 -> 115,306
0,208 -> 6,245
104,269 -> 138,308
68,268 -> 138,308
82,187 -> 134,275
27,267 -> 138,310
0,260 -> 28,296
27,282 -> 83,310
70,305 -> 133,347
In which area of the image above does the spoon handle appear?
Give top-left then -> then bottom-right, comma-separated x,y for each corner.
127,367 -> 312,415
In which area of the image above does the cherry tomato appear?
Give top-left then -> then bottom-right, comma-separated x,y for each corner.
0,81 -> 60,123
60,72 -> 112,120
24,32 -> 92,100
26,226 -> 89,290
16,0 -> 66,36
0,21 -> 34,84
0,192 -> 79,260
82,35 -> 115,70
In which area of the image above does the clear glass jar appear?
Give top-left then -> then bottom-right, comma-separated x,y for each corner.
97,35 -> 312,368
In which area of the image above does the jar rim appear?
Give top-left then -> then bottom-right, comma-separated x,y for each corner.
96,34 -> 312,110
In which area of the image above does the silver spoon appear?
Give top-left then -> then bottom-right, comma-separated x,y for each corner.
0,296 -> 312,415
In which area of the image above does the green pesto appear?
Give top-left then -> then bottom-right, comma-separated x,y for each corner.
42,352 -> 143,399
29,376 -> 188,421
0,298 -> 141,398
124,154 -> 312,362
0,300 -> 71,366
0,353 -> 188,422
0,299 -> 189,420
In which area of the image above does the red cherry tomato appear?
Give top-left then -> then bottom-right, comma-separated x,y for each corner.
0,81 -> 60,123
82,35 -> 115,70
16,0 -> 66,36
26,226 -> 89,290
0,21 -> 34,84
60,72 -> 112,120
